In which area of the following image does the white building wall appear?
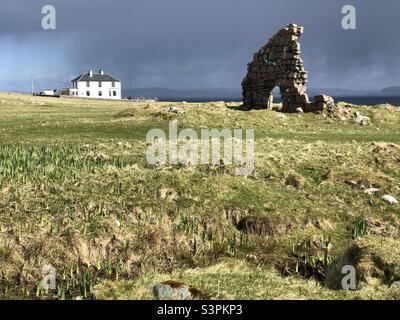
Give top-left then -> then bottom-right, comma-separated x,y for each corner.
72,80 -> 122,100
43,89 -> 55,96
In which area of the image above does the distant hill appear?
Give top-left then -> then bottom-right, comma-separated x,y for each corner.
122,86 -> 398,102
307,88 -> 380,98
382,87 -> 400,96
122,87 -> 242,101
272,87 -> 375,98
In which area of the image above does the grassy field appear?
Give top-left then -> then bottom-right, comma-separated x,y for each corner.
0,92 -> 399,300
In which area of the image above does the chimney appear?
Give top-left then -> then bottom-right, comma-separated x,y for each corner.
89,69 -> 93,77
99,69 -> 104,75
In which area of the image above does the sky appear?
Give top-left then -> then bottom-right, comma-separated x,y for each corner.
0,0 -> 399,92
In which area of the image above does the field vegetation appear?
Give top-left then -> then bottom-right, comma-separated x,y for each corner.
0,92 -> 399,299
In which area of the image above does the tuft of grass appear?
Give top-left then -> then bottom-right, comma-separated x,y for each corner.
92,260 -> 400,300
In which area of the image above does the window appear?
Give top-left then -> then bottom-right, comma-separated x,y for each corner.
86,81 -> 90,87
86,91 -> 90,96
98,81 -> 102,88
99,91 -> 102,97
112,81 -> 115,88
113,91 -> 117,97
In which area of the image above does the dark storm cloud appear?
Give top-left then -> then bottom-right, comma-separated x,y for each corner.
0,0 -> 399,91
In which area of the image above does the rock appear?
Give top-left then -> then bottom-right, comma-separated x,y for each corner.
153,282 -> 193,300
382,195 -> 398,204
353,111 -> 371,125
345,179 -> 359,187
310,95 -> 337,114
168,106 -> 184,114
365,188 -> 380,195
152,281 -> 206,300
314,94 -> 332,102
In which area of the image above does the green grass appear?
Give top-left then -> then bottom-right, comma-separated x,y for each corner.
93,260 -> 400,300
0,92 -> 399,300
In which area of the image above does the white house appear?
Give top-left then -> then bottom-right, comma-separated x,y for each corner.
69,69 -> 121,100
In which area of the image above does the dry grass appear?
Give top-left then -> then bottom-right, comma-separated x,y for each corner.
0,92 -> 399,299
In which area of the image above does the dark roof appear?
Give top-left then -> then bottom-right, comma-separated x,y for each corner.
71,71 -> 120,82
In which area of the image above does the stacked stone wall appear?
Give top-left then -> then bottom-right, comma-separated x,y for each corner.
242,24 -> 310,112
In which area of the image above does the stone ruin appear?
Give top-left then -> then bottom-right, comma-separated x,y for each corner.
242,24 -> 333,113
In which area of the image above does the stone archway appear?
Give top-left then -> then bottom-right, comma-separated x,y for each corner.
242,24 -> 311,112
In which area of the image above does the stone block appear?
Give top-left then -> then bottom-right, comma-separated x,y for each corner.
314,94 -> 333,102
